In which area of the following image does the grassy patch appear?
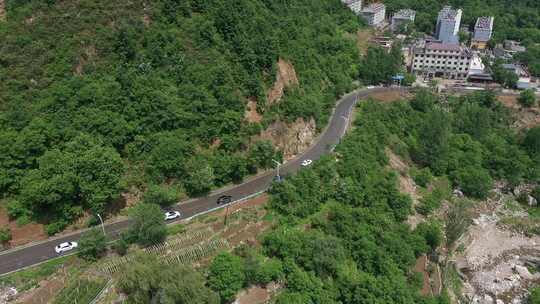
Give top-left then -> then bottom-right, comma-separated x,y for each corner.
0,255 -> 72,291
53,277 -> 107,304
499,216 -> 540,236
167,223 -> 186,236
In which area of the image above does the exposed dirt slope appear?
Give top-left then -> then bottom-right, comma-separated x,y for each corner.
267,58 -> 298,105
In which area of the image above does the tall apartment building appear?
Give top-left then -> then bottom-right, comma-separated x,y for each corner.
341,0 -> 363,14
435,6 -> 462,44
391,9 -> 416,31
411,40 -> 472,79
360,3 -> 386,27
471,16 -> 494,49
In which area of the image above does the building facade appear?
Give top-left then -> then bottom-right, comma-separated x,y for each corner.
471,16 -> 494,49
435,6 -> 462,44
342,0 -> 363,14
360,3 -> 386,27
411,40 -> 472,79
391,9 -> 416,31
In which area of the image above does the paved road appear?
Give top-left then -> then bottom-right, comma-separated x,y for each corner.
0,87 -> 405,276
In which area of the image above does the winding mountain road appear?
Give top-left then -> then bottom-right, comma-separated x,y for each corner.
0,87 -> 406,276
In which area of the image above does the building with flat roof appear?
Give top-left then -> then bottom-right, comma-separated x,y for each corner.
341,0 -> 363,14
411,40 -> 472,79
360,3 -> 386,27
471,16 -> 494,49
436,6 -> 462,44
391,9 -> 416,31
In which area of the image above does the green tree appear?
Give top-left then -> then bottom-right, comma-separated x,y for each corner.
127,203 -> 167,246
184,157 -> 215,196
412,108 -> 451,174
524,126 -> 540,156
518,89 -> 537,107
453,166 -> 493,199
208,252 -> 246,303
529,286 -> 540,304
143,184 -> 179,207
415,221 -> 442,251
78,227 -> 107,261
0,227 -> 12,245
119,254 -> 219,304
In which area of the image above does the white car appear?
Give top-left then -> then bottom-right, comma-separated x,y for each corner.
164,211 -> 181,221
301,159 -> 313,167
54,241 -> 78,254
366,85 -> 375,89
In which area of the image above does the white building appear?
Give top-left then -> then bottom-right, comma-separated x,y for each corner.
360,3 -> 386,27
436,6 -> 462,44
391,9 -> 416,31
471,16 -> 494,49
411,40 -> 472,79
342,0 -> 363,14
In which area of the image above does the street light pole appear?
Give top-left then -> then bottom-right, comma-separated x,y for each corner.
272,159 -> 281,181
96,213 -> 106,237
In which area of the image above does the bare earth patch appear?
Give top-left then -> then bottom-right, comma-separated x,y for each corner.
497,95 -> 540,129
369,90 -> 411,103
245,98 -> 262,123
267,58 -> 298,105
0,207 -> 46,248
385,149 -> 423,228
356,29 -> 373,56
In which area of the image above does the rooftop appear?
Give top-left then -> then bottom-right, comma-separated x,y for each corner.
362,3 -> 385,13
426,42 -> 461,51
475,16 -> 494,30
393,9 -> 416,19
438,6 -> 461,21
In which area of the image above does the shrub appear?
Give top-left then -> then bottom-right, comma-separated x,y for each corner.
518,89 -> 537,107
143,184 -> 179,207
0,227 -> 12,244
411,167 -> 432,187
78,228 -> 107,261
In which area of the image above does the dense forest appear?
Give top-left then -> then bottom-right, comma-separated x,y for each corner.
116,89 -> 540,303
0,0 -> 361,233
213,90 -> 538,303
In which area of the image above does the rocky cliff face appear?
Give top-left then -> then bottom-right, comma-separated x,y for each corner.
259,117 -> 316,160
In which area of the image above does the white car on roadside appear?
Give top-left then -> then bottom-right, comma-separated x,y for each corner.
164,211 -> 181,221
55,241 -> 78,254
301,159 -> 313,167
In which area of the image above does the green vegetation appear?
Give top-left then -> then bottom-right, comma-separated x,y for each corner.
0,256 -> 71,292
518,89 -> 537,107
0,0 -> 361,231
0,227 -> 12,245
358,44 -> 405,85
143,184 -> 180,207
530,286 -> 540,304
118,254 -> 219,304
208,252 -> 246,303
125,203 -> 166,246
78,227 -> 107,261
53,278 -> 107,304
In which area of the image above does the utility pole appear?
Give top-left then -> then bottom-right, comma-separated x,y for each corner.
272,159 -> 281,182
224,204 -> 230,226
96,213 -> 106,237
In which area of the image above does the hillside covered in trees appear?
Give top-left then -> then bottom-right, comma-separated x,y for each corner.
0,0 -> 361,233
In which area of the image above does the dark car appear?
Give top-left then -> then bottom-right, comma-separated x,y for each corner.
216,195 -> 232,205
